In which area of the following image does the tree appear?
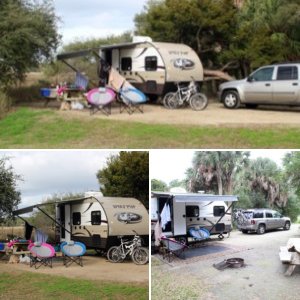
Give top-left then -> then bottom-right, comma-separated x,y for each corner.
97,152 -> 149,209
0,157 -> 22,221
0,0 -> 60,88
151,179 -> 168,192
188,151 -> 249,195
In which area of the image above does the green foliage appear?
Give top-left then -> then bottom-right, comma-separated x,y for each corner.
0,89 -> 12,119
97,152 -> 149,209
0,157 -> 22,221
0,0 -> 60,87
151,179 -> 168,192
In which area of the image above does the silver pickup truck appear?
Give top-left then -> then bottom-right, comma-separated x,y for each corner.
236,208 -> 291,234
219,63 -> 300,109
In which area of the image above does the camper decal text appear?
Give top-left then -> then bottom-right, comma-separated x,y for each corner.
113,205 -> 136,209
115,212 -> 142,224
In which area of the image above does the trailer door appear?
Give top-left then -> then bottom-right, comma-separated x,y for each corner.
173,202 -> 186,236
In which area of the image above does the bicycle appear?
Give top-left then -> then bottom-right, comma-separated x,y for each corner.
107,230 -> 148,265
163,79 -> 208,111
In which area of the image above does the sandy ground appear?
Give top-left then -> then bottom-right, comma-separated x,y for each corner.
52,101 -> 300,127
152,224 -> 300,300
0,255 -> 148,284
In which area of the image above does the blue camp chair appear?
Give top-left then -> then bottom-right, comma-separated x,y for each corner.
61,241 -> 86,267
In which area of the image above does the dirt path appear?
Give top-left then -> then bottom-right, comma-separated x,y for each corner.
152,225 -> 300,300
0,255 -> 148,284
57,101 -> 300,127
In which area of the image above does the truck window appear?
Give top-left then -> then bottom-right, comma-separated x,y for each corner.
145,56 -> 157,71
73,212 -> 81,225
253,212 -> 264,218
277,66 -> 298,80
91,211 -> 101,225
214,206 -> 225,217
252,67 -> 274,81
266,212 -> 273,218
186,206 -> 199,217
121,57 -> 132,71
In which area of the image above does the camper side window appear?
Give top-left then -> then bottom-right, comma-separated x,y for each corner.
213,206 -> 225,217
186,206 -> 199,218
91,211 -> 101,225
73,212 -> 81,225
145,56 -> 157,71
121,57 -> 132,71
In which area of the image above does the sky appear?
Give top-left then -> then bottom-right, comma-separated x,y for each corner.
0,150 -> 117,208
54,0 -> 148,45
150,150 -> 290,184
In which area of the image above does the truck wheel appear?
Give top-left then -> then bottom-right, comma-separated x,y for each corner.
283,221 -> 291,230
222,90 -> 240,109
257,224 -> 266,235
241,230 -> 248,234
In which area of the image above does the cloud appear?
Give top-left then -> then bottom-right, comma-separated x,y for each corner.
54,0 -> 148,44
0,151 -> 117,208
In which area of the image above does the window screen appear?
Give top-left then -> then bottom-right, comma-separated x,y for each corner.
73,212 -> 81,225
277,66 -> 298,80
145,56 -> 158,71
91,211 -> 101,225
214,206 -> 225,217
186,206 -> 199,217
121,57 -> 132,71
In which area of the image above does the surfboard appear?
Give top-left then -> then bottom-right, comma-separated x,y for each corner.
86,87 -> 116,106
120,88 -> 147,104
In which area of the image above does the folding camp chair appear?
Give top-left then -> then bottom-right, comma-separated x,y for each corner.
28,242 -> 55,269
119,87 -> 147,115
160,237 -> 188,262
61,241 -> 86,267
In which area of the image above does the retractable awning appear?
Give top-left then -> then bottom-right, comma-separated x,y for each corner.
151,192 -> 238,203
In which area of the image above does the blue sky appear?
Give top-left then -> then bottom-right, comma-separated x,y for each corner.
54,0 -> 148,45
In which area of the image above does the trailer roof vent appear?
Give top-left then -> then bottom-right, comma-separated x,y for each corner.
85,191 -> 103,199
132,36 -> 152,43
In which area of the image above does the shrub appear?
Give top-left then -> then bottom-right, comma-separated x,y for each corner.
0,90 -> 12,119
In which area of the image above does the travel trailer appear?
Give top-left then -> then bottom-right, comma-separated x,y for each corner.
13,192 -> 149,251
151,192 -> 238,243
100,36 -> 204,98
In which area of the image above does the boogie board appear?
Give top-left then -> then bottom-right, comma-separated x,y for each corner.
120,88 -> 147,104
86,88 -> 116,106
28,242 -> 55,258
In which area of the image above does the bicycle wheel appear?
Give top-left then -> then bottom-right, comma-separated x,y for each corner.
168,93 -> 180,109
189,93 -> 208,111
107,246 -> 122,263
131,247 -> 149,265
162,92 -> 175,109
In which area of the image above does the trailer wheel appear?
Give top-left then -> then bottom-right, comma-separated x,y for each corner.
176,236 -> 187,245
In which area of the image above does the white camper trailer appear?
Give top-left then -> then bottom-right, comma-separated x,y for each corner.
100,36 -> 204,98
13,192 -> 149,251
151,192 -> 238,243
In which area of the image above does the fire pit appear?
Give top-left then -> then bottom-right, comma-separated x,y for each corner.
213,257 -> 245,270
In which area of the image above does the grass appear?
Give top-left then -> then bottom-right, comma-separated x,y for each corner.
0,272 -> 148,300
2,107 -> 300,148
151,257 -> 207,300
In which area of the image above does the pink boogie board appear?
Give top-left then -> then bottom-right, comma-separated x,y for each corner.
86,88 -> 116,106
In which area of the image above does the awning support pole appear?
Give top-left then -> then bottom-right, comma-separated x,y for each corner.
37,207 -> 72,235
209,202 -> 234,233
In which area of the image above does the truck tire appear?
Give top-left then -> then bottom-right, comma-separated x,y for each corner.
283,221 -> 291,230
222,90 -> 240,109
257,224 -> 266,235
241,229 -> 248,234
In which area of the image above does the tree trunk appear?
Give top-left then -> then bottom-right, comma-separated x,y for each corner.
204,69 -> 235,82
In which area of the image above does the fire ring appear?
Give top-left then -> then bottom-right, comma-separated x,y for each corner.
225,258 -> 244,268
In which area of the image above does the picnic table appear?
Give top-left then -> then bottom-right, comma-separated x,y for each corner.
279,238 -> 300,276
